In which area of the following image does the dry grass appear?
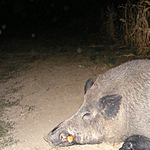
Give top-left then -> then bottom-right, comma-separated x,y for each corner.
100,4 -> 118,43
119,0 -> 150,55
106,4 -> 117,42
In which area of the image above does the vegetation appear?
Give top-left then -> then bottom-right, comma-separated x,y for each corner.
0,54 -> 36,148
119,0 -> 150,55
0,98 -> 21,149
100,0 -> 150,58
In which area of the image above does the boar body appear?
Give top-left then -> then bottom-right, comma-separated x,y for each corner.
44,59 -> 150,148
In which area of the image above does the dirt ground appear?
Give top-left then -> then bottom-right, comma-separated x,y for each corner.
0,39 -> 130,150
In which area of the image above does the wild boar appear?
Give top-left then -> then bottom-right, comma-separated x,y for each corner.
44,59 -> 150,148
119,135 -> 150,150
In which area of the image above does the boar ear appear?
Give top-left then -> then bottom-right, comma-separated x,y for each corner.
84,78 -> 94,94
99,94 -> 122,120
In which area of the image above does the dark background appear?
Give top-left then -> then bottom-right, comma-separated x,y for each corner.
1,0 -> 141,55
0,0 -> 128,36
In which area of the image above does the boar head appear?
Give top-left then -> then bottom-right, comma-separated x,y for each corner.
44,78 -> 122,147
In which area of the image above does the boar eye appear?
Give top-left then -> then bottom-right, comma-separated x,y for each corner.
82,112 -> 91,120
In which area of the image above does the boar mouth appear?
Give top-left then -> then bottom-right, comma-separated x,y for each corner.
44,132 -> 78,147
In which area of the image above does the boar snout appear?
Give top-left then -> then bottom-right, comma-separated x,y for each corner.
44,122 -> 78,147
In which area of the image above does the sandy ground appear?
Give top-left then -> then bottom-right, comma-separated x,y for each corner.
1,47 -> 124,150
